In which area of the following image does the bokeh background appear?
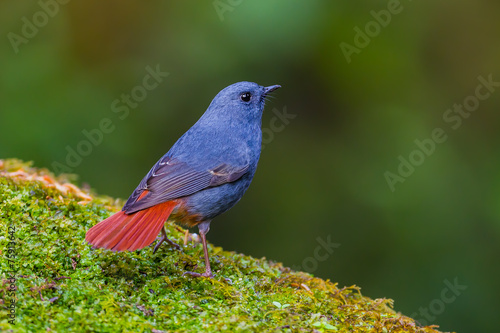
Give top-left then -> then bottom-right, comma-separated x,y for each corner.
1,1 -> 499,332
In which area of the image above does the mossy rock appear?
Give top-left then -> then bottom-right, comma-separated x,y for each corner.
0,159 -> 452,332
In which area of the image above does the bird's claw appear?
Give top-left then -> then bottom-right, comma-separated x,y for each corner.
168,239 -> 181,251
182,271 -> 214,279
153,235 -> 181,254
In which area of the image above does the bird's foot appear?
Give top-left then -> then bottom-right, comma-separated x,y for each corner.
182,270 -> 213,279
182,271 -> 232,283
153,236 -> 181,254
165,238 -> 181,251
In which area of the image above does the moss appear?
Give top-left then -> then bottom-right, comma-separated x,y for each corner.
0,159 -> 453,333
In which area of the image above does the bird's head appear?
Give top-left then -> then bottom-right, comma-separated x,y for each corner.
205,81 -> 281,124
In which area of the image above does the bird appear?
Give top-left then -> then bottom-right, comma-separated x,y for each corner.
85,81 -> 281,278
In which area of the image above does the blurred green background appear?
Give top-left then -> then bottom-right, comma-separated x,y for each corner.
1,1 -> 499,332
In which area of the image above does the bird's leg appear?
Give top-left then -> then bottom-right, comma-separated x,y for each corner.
199,229 -> 213,277
153,226 -> 181,253
183,220 -> 213,278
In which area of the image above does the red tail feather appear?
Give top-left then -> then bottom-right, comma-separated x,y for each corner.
85,201 -> 177,252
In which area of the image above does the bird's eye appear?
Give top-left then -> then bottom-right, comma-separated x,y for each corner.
240,92 -> 251,102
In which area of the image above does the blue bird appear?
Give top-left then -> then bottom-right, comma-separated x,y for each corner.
86,81 -> 281,277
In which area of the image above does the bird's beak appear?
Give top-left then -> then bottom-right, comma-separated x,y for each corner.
263,85 -> 281,95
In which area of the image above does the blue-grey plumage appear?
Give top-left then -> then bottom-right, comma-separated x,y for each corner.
123,82 -> 280,218
86,81 -> 281,278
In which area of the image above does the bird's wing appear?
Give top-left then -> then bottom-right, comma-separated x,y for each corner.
122,155 -> 249,214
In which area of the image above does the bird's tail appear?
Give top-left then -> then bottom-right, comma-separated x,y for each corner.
85,201 -> 177,252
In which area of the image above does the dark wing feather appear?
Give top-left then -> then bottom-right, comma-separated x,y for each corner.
209,164 -> 250,186
123,155 -> 249,214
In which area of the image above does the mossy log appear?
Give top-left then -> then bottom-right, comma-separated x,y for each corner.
0,159 -> 452,332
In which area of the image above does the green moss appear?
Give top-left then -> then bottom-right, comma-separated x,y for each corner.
0,159 -> 452,333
